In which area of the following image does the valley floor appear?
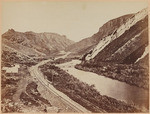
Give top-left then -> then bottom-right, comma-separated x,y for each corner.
1,62 -> 81,113
1,51 -> 149,113
39,60 -> 144,113
29,59 -> 90,113
1,53 -> 80,113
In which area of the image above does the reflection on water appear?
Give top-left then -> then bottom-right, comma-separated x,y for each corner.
57,60 -> 149,109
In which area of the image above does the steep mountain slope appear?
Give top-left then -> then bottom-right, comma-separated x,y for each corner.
2,29 -> 74,57
84,8 -> 148,64
75,8 -> 149,90
65,14 -> 133,56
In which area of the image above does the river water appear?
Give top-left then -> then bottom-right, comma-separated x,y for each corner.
57,60 -> 149,109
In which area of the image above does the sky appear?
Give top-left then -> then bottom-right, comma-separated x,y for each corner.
1,0 -> 148,42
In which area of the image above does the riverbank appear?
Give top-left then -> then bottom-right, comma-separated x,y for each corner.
75,61 -> 149,90
39,63 -> 141,113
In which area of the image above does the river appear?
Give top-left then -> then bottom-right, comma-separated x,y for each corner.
57,60 -> 149,110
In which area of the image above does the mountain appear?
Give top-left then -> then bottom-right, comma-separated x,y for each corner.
75,8 -> 149,90
65,14 -> 134,57
84,8 -> 148,64
2,29 -> 74,57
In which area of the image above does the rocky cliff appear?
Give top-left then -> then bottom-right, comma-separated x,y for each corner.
65,14 -> 133,56
84,8 -> 148,64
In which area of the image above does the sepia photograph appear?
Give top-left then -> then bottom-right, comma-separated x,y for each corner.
1,0 -> 149,113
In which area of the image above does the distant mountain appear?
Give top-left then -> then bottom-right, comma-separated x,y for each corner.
2,29 -> 74,57
65,14 -> 133,57
84,8 -> 148,64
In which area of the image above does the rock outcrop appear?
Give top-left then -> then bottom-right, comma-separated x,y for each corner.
65,14 -> 133,56
84,8 -> 148,64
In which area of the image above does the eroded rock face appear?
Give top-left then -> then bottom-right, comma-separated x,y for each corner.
85,8 -> 148,64
65,14 -> 133,56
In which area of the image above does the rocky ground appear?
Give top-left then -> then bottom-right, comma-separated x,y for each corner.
1,50 -> 77,113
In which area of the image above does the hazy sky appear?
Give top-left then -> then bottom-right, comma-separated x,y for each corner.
1,0 -> 148,42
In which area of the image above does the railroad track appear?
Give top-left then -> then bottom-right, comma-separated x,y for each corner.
29,61 -> 90,113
